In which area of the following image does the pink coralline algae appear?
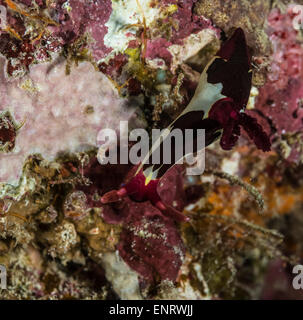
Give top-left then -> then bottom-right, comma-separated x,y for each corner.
144,0 -> 218,66
0,0 -> 113,77
0,0 -> 63,76
162,0 -> 215,43
17,0 -> 44,7
49,0 -> 113,60
0,60 -> 138,184
99,53 -> 128,79
145,38 -> 173,65
256,7 -> 303,138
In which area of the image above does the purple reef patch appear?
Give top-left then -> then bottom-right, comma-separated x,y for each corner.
256,8 -> 303,146
118,199 -> 185,283
145,38 -> 173,65
144,0 -> 219,66
165,0 -> 215,43
49,0 -> 113,60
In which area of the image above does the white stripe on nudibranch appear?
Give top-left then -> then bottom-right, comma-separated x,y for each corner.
175,57 -> 226,121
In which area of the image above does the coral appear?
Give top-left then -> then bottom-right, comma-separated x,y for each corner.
42,220 -> 80,258
63,191 -> 89,221
74,210 -> 122,254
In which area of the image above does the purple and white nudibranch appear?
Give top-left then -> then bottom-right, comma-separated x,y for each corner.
101,28 -> 271,220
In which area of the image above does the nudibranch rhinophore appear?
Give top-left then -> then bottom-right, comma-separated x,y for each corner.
101,28 -> 271,220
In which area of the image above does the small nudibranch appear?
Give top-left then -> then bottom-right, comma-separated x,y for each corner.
101,28 -> 271,220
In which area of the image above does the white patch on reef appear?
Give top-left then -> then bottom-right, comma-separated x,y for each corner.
103,0 -> 160,61
247,86 -> 259,110
168,28 -> 217,73
221,152 -> 240,175
0,57 -> 143,186
101,251 -> 142,300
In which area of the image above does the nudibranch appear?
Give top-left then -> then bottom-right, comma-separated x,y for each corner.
101,28 -> 271,221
